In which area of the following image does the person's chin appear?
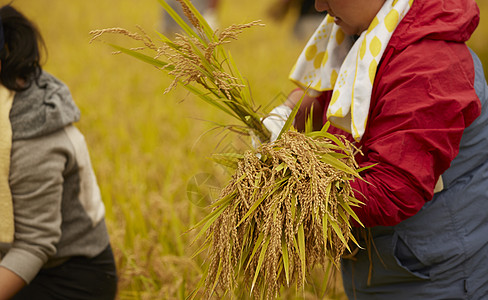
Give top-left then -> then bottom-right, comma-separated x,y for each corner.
339,25 -> 358,36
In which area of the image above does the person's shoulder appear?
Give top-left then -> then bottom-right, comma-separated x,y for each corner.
11,127 -> 74,161
9,128 -> 76,191
374,41 -> 476,108
383,40 -> 473,81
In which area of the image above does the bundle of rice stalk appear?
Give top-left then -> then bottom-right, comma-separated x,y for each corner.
191,120 -> 369,299
90,1 -> 370,298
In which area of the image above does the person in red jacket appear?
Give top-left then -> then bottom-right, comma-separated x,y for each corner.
265,0 -> 488,298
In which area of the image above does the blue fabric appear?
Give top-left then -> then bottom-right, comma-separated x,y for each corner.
341,50 -> 488,299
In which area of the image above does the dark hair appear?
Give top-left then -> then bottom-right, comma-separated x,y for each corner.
0,5 -> 46,91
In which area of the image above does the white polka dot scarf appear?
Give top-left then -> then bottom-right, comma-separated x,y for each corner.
289,0 -> 414,141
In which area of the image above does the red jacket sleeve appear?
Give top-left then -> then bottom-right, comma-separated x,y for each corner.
324,41 -> 481,227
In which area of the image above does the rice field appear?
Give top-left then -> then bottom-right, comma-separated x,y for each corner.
10,0 -> 488,299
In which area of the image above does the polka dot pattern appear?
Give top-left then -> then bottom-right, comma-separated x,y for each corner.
314,52 -> 325,69
290,0 -> 413,140
367,17 -> 379,34
336,29 -> 345,45
322,50 -> 329,67
369,36 -> 382,57
385,9 -> 400,32
369,60 -> 378,84
360,38 -> 367,60
330,90 -> 340,106
305,44 -> 317,61
330,70 -> 338,87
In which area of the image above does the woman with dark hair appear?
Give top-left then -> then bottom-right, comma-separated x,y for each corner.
0,5 -> 117,299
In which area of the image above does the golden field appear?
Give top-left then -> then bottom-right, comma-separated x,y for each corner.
7,0 -> 488,299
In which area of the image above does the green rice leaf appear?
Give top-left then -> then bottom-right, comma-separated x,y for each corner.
237,224 -> 253,275
186,263 -> 209,300
208,187 -> 240,209
281,236 -> 290,286
183,85 -> 237,117
320,262 -> 334,297
297,224 -> 306,287
357,163 -> 378,173
275,162 -> 287,173
319,131 -> 348,150
347,195 -> 365,206
304,104 -> 314,134
321,121 -> 331,133
329,217 -> 349,250
154,30 -> 180,49
276,256 -> 284,280
108,43 -> 169,69
337,203 -> 349,224
324,182 -> 331,211
325,152 -> 350,160
191,209 -> 223,243
237,176 -> 289,227
227,50 -> 253,107
237,194 -> 266,227
190,198 -> 231,242
348,231 -> 362,249
190,232 -> 212,259
208,258 -> 224,298
190,199 -> 226,231
245,232 -> 264,272
338,200 -> 364,227
211,152 -> 243,169
322,214 -> 329,256
250,235 -> 271,294
319,153 -> 359,176
276,95 -> 303,141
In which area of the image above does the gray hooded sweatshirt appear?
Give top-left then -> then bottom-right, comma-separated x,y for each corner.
0,71 -> 110,283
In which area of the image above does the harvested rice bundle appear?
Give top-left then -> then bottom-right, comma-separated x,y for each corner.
194,126 -> 367,299
90,0 -> 370,298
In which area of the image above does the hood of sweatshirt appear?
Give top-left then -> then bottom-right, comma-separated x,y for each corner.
389,0 -> 479,51
9,71 -> 80,140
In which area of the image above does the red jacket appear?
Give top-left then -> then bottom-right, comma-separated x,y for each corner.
319,0 -> 481,227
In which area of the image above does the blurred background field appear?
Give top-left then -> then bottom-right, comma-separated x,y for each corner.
8,0 -> 488,299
